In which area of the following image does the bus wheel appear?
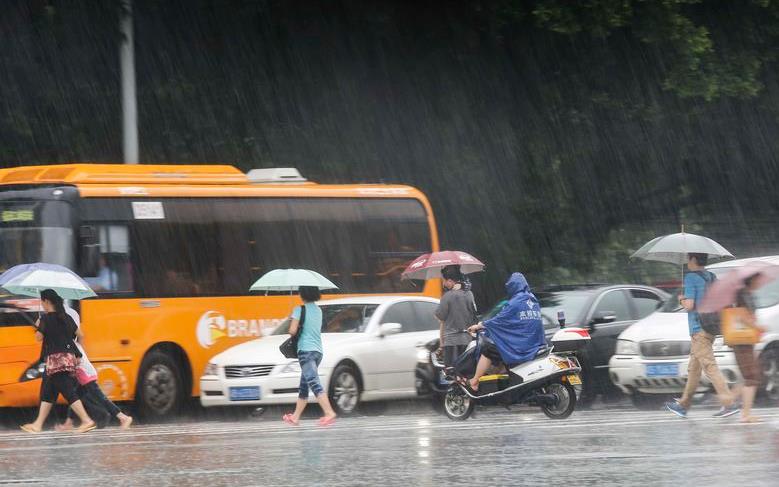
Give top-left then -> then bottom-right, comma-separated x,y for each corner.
137,351 -> 184,420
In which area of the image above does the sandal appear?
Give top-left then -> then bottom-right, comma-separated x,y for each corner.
282,413 -> 299,426
318,416 -> 336,427
75,422 -> 96,433
740,415 -> 763,424
20,424 -> 41,434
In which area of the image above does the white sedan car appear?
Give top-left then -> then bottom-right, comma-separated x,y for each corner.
609,307 -> 741,408
200,296 -> 440,415
611,255 -> 779,408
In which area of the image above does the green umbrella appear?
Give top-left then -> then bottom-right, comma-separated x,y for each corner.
249,269 -> 338,292
2,268 -> 97,300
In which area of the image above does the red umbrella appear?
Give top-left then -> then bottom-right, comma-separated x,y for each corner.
401,251 -> 485,280
699,261 -> 779,313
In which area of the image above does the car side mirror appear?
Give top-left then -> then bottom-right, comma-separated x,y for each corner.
378,322 -> 402,337
591,311 -> 617,325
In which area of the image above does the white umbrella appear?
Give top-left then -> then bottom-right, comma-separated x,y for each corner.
630,232 -> 733,265
249,269 -> 338,292
2,268 -> 97,300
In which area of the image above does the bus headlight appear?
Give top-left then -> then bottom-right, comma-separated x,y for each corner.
19,361 -> 46,382
203,362 -> 219,377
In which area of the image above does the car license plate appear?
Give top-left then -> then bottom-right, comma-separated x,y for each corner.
645,363 -> 679,377
565,374 -> 582,385
229,386 -> 261,401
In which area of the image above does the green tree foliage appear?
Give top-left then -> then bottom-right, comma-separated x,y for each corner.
1,0 -> 779,304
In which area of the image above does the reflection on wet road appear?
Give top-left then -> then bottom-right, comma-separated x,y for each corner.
2,407 -> 779,486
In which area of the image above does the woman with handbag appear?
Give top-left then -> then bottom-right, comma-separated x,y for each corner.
282,286 -> 338,427
732,274 -> 766,423
55,305 -> 134,431
20,289 -> 96,433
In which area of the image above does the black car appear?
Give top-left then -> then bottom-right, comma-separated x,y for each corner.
479,284 -> 669,404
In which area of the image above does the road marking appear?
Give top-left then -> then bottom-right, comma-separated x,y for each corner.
2,408 -> 778,444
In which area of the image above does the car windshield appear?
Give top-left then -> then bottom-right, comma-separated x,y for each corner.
272,304 -> 378,334
537,291 -> 592,325
660,292 -> 684,312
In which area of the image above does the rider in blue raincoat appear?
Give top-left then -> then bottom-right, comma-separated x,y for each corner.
467,272 -> 546,390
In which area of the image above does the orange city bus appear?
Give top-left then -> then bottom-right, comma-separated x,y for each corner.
0,164 -> 440,418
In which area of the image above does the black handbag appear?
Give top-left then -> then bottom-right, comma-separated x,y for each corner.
279,305 -> 306,359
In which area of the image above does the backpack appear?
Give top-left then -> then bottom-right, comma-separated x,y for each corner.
693,271 -> 720,335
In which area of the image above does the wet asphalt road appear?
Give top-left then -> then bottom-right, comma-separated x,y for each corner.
2,404 -> 779,486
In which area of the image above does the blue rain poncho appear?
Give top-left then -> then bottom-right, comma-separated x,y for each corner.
483,273 -> 546,365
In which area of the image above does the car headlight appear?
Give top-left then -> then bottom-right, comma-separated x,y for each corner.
280,361 -> 301,374
615,339 -> 639,355
203,362 -> 219,376
19,361 -> 46,382
712,336 -> 730,351
416,348 -> 431,363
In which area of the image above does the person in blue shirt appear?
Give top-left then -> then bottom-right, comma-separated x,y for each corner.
282,286 -> 337,427
666,253 -> 738,419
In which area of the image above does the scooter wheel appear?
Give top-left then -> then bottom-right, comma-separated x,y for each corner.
541,381 -> 577,419
444,385 -> 474,421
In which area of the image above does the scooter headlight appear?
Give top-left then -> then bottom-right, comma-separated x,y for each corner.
416,348 -> 431,363
615,339 -> 639,355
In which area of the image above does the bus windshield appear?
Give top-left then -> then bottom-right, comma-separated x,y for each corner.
0,200 -> 74,291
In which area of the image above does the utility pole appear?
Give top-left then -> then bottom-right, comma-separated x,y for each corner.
119,0 -> 138,164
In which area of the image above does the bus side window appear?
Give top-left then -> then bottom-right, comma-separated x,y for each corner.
360,200 -> 431,293
84,225 -> 132,294
212,199 -> 292,296
132,200 -> 222,298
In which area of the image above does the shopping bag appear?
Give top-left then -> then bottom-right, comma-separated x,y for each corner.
721,307 -> 760,346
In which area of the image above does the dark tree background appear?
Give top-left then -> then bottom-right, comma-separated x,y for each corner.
2,0 -> 779,306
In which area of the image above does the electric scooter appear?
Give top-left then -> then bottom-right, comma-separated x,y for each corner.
434,327 -> 591,421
